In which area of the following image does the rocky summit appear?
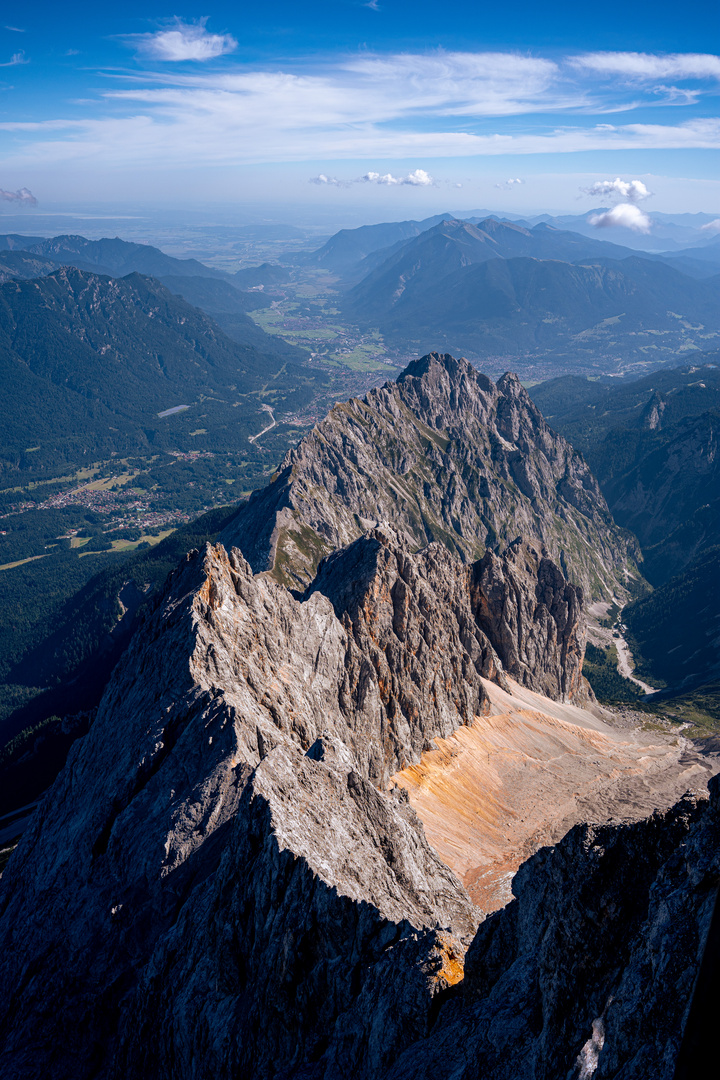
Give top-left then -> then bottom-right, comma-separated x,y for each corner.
0,521 -> 715,1079
221,352 -> 637,601
0,353 -> 716,1080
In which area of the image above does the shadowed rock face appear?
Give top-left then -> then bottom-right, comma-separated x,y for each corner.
220,353 -> 635,601
0,526 -> 714,1078
0,529 -> 587,1079
308,528 -> 588,710
385,784 -> 720,1080
472,538 -> 588,703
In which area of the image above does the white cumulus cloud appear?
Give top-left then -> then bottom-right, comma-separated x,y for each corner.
129,20 -> 237,62
582,177 -> 651,202
310,169 -> 434,188
589,203 -> 652,233
309,174 -> 345,186
496,177 -> 524,189
700,219 -> 720,233
361,168 -> 434,186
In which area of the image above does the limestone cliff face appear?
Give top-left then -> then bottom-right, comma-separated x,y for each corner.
221,353 -> 635,600
0,529 -> 586,1079
308,528 -> 588,711
471,538 -> 588,702
0,529 -> 713,1079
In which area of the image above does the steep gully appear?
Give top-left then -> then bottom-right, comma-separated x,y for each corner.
0,354 -> 716,1078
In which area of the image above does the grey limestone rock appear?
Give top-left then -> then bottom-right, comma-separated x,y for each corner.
0,527 -> 713,1079
472,536 -> 588,702
220,352 -> 636,601
0,520 -> 579,1080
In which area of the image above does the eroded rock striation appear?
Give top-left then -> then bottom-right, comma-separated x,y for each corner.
471,537 -> 587,702
0,527 -> 589,1079
0,524 -> 715,1077
0,356 -> 712,1080
221,352 -> 635,600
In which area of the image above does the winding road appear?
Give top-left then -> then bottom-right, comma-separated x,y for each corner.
248,404 -> 277,444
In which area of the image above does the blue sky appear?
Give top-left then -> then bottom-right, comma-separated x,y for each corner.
1,1 -> 719,218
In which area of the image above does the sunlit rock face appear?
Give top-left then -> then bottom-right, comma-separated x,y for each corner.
0,529 -> 588,1079
0,353 -> 714,1079
221,352 -> 636,601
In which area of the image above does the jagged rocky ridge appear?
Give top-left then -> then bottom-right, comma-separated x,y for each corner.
0,526 -> 589,1078
0,353 -> 714,1080
221,352 -> 637,601
0,527 -> 716,1078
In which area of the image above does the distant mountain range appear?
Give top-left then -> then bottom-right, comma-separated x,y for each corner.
0,232 -> 227,280
338,219 -> 720,365
307,213 -> 651,277
306,210 -> 720,277
303,214 -> 452,271
0,232 -> 305,369
232,262 -> 291,288
507,209 -> 720,254
0,267 -> 322,478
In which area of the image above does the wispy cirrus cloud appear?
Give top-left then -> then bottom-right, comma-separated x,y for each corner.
3,112 -> 720,171
651,84 -> 702,105
125,19 -> 237,62
570,51 -> 720,81
0,49 -> 718,176
343,51 -> 571,117
0,51 -> 27,67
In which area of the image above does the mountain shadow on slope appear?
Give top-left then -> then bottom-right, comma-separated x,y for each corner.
156,273 -> 309,364
0,506 -> 238,816
0,525 -> 714,1080
529,359 -> 720,584
623,546 -> 720,692
531,359 -> 720,698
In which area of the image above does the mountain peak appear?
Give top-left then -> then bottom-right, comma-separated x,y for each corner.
496,370 -> 525,394
220,353 -> 635,600
397,350 -> 474,383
